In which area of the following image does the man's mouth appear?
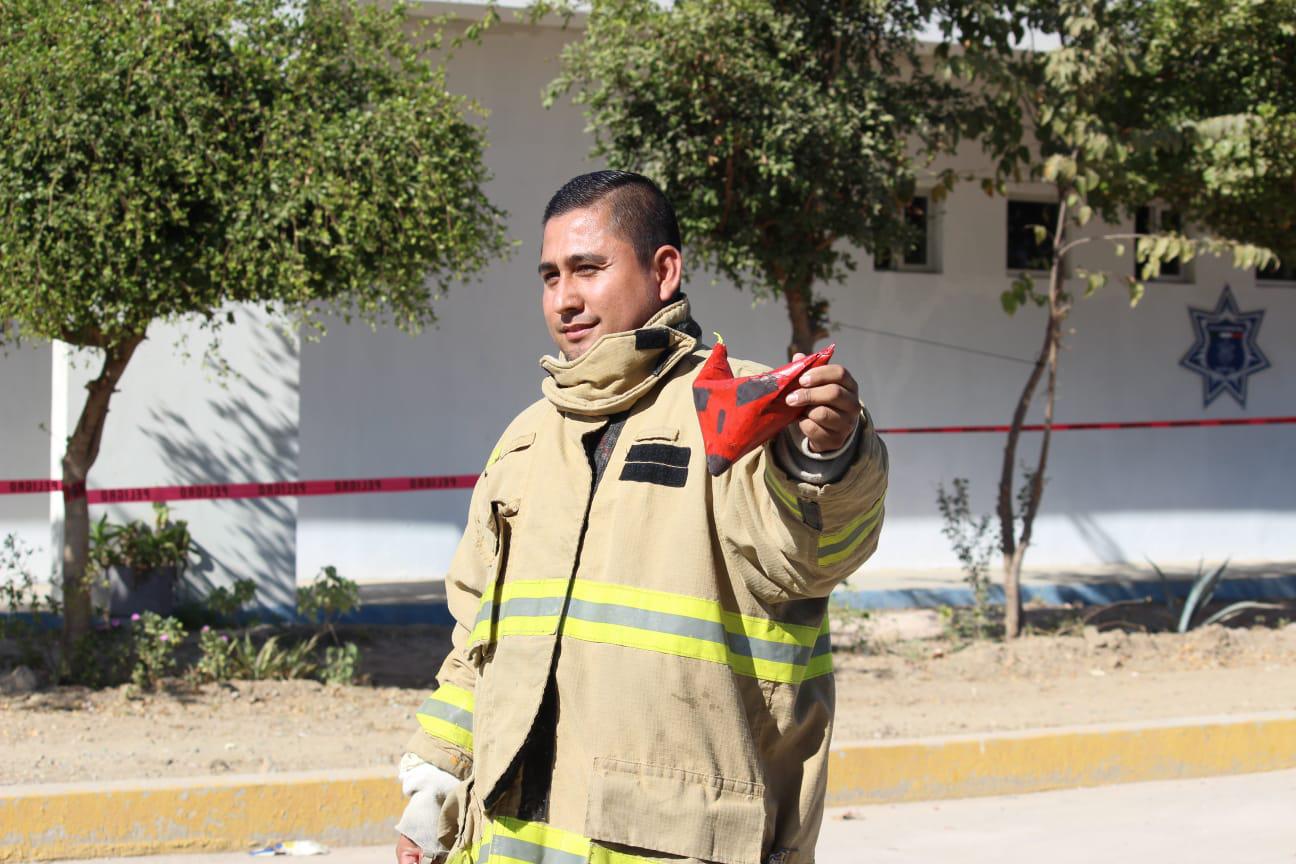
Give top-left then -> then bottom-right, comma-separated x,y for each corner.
561,321 -> 597,340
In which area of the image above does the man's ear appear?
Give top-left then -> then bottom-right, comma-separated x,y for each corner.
653,245 -> 683,303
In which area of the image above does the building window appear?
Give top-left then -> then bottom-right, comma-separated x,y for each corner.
1006,200 -> 1058,271
874,196 -> 938,272
1135,205 -> 1187,281
1257,257 -> 1296,284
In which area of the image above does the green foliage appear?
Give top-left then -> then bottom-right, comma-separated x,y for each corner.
321,641 -> 362,686
1103,0 -> 1296,262
0,0 -> 507,351
298,566 -> 360,632
204,578 -> 258,624
129,611 -> 186,690
228,631 -> 320,680
192,625 -> 237,684
65,626 -> 135,688
542,0 -> 971,346
935,479 -> 997,640
298,565 -> 361,681
89,504 -> 192,581
0,535 -> 63,674
1146,558 -> 1286,633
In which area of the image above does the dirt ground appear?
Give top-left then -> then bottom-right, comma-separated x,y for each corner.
3,610 -> 1294,786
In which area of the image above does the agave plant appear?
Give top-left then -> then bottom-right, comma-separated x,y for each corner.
1147,558 -> 1284,632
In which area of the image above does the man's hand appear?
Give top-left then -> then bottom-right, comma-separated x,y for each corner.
784,356 -> 860,453
396,833 -> 424,864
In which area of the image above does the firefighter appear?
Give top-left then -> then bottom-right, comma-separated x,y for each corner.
395,171 -> 888,864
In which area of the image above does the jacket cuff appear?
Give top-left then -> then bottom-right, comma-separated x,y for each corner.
774,421 -> 860,485
404,727 -> 473,782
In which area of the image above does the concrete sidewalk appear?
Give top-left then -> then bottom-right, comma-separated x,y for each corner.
83,770 -> 1296,864
4,712 -> 1294,861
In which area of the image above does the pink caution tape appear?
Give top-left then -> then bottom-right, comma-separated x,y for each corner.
2,415 -> 1293,503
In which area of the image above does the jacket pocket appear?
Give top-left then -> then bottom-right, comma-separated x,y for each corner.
467,497 -> 520,667
585,757 -> 769,864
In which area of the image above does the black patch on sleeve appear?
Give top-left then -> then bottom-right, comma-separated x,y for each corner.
692,386 -> 709,411
735,375 -> 780,406
620,462 -> 688,488
799,499 -> 823,531
715,408 -> 726,435
635,328 -> 671,351
625,443 -> 691,468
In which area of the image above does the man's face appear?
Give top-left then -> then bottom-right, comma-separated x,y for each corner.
539,203 -> 677,360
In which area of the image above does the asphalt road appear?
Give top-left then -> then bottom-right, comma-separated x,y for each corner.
87,769 -> 1296,864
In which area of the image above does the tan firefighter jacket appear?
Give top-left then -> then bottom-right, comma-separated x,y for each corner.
405,297 -> 888,864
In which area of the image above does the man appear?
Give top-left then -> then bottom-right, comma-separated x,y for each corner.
395,171 -> 887,864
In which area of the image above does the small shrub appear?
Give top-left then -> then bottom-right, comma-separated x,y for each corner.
321,641 -> 361,685
192,625 -> 237,683
936,479 -> 998,640
90,503 -> 192,579
0,534 -> 61,674
205,578 -> 257,623
229,632 -> 319,680
66,622 -> 134,687
130,612 -> 186,690
297,566 -> 360,634
298,565 -> 362,683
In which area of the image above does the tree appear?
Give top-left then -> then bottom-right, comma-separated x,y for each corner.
0,0 -> 507,645
1106,0 -> 1296,263
541,0 -> 972,358
943,0 -> 1281,637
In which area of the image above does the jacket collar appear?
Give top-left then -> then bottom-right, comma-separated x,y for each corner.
539,295 -> 701,417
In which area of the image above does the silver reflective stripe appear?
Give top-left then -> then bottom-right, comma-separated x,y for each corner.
489,836 -> 586,864
417,697 -> 472,732
565,599 -> 812,666
497,596 -> 566,619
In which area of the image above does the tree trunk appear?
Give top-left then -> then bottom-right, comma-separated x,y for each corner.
782,279 -> 825,360
60,333 -> 145,646
999,190 -> 1071,639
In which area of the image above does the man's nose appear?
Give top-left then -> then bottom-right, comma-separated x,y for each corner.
553,273 -> 584,315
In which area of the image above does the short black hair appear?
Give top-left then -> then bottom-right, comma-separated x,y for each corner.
543,170 -> 682,270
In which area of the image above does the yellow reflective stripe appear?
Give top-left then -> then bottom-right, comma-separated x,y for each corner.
763,462 -> 802,516
469,614 -> 561,645
724,609 -> 820,649
417,713 -> 473,751
571,579 -> 720,625
563,617 -> 808,685
493,817 -> 591,858
468,578 -> 569,646
820,490 -> 886,547
571,580 -> 819,649
805,651 -> 834,680
818,504 -> 885,566
431,682 -> 474,713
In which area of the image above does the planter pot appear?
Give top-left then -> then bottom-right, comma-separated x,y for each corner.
105,565 -> 178,618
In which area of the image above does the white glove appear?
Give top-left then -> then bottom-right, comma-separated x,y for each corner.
395,752 -> 462,854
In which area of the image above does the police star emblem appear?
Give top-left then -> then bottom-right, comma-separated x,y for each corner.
1179,285 -> 1271,408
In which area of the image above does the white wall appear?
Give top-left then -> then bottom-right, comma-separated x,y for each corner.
60,311 -> 300,609
0,340 -> 54,583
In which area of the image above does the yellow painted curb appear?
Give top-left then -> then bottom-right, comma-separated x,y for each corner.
3,712 -> 1294,861
0,769 -> 402,862
827,711 -> 1296,806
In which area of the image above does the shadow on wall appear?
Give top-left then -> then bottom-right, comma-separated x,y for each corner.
142,325 -> 299,612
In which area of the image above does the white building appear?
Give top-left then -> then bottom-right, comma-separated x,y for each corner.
2,6 -> 1292,615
